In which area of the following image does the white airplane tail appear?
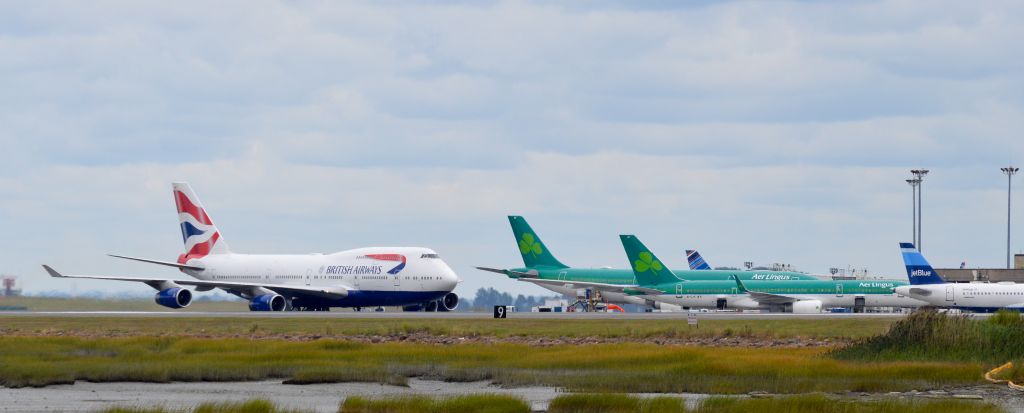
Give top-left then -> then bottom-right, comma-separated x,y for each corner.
173,182 -> 230,263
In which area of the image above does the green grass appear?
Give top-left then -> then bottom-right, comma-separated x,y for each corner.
831,310 -> 1024,364
340,395 -> 529,413
547,394 -> 687,413
0,315 -> 895,341
0,336 -> 983,393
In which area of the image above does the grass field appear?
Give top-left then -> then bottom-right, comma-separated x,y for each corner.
0,335 -> 983,392
97,395 -> 1009,413
0,315 -> 897,341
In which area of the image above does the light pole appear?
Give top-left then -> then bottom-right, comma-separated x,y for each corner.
911,169 -> 929,251
1001,166 -> 1018,269
906,178 -> 920,246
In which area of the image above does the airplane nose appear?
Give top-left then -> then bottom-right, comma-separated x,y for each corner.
442,266 -> 460,291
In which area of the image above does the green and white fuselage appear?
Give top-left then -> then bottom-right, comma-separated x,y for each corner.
502,266 -> 821,307
617,235 -> 925,312
623,278 -> 920,312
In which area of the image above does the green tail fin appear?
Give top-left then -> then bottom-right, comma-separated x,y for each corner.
620,235 -> 680,286
508,216 -> 568,269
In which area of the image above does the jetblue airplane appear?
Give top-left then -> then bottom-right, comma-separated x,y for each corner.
44,182 -> 461,312
893,242 -> 1024,312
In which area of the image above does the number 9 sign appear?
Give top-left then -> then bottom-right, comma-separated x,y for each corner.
494,305 -> 507,319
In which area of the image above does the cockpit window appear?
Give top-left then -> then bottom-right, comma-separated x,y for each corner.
421,253 -> 440,259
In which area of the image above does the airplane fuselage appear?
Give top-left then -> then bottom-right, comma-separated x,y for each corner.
184,247 -> 459,308
639,279 -> 924,310
894,283 -> 1024,312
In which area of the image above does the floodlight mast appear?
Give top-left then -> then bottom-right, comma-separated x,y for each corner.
906,178 -> 920,246
911,169 -> 929,251
1002,166 -> 1018,269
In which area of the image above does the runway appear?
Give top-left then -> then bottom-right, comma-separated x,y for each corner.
0,310 -> 918,320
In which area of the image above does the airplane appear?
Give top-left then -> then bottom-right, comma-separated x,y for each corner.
893,242 -> 1024,312
685,250 -> 712,270
43,182 -> 461,312
551,235 -> 923,313
475,216 -> 819,309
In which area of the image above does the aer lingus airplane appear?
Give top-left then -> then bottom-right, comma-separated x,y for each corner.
475,216 -> 818,308
44,182 -> 461,312
615,236 -> 925,312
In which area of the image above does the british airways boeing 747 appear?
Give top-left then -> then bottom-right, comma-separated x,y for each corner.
44,182 -> 461,312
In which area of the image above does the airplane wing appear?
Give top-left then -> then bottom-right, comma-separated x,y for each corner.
107,254 -> 205,271
726,275 -> 796,304
43,265 -> 349,299
517,277 -> 636,293
623,286 -> 664,296
908,287 -> 933,297
744,290 -> 798,304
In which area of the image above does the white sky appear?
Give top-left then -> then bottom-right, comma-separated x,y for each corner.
2,1 -> 1023,297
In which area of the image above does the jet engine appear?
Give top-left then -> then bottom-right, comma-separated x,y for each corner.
439,293 -> 459,311
789,300 -> 823,314
646,300 -> 682,312
155,287 -> 192,309
249,294 -> 286,311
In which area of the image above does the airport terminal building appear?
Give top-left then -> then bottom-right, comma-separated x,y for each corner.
936,254 -> 1024,283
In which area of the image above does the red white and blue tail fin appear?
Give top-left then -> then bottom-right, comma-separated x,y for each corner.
173,182 -> 230,263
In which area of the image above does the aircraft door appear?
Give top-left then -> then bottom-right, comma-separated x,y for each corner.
836,284 -> 843,297
945,285 -> 954,302
305,268 -> 312,286
558,271 -> 567,281
675,283 -> 682,297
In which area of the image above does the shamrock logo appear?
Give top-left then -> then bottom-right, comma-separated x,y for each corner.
519,233 -> 544,258
633,252 -> 663,273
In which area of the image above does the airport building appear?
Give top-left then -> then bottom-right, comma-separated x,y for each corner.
936,254 -> 1024,283
2,275 -> 21,297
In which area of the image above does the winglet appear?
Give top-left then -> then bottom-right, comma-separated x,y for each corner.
42,265 -> 65,278
730,274 -> 749,292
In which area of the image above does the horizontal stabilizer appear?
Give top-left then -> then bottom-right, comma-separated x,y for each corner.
518,277 -> 634,292
108,254 -> 205,271
475,267 -> 509,275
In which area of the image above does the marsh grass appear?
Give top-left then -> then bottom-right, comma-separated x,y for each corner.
831,310 -> 1024,364
0,336 -> 982,393
696,394 -> 1006,413
339,395 -> 529,413
0,315 -> 894,342
547,394 -> 686,413
99,399 -> 310,413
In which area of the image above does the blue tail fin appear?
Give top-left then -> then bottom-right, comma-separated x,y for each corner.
900,242 -> 945,285
686,249 -> 712,270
